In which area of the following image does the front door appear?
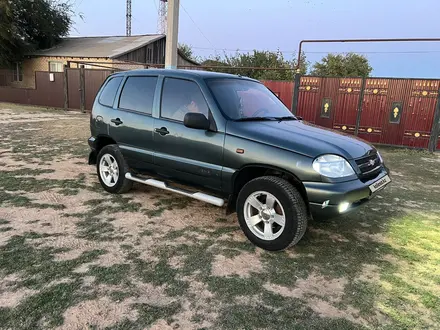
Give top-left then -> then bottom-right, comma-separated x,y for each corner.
108,75 -> 158,170
153,77 -> 224,192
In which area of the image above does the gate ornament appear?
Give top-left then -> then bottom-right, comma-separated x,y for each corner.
390,102 -> 402,124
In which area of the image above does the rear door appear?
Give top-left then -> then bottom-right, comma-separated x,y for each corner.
108,75 -> 158,170
152,77 -> 224,191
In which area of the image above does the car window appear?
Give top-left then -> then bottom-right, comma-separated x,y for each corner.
99,77 -> 123,107
119,76 -> 157,114
161,78 -> 209,122
207,78 -> 294,120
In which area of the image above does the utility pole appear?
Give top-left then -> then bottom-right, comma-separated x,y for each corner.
126,0 -> 132,36
165,0 -> 180,69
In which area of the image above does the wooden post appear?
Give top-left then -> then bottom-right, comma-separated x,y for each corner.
291,72 -> 301,115
63,65 -> 69,110
79,65 -> 85,113
428,89 -> 440,152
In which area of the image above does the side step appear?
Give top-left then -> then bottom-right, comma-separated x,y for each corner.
125,173 -> 225,207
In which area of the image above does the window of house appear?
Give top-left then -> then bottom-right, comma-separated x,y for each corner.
160,78 -> 209,122
99,77 -> 123,107
13,63 -> 23,82
49,61 -> 64,72
119,76 -> 157,115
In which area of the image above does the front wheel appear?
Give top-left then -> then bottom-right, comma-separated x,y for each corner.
237,176 -> 308,251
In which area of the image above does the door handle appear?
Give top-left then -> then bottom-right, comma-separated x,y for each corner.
111,118 -> 123,126
155,127 -> 169,136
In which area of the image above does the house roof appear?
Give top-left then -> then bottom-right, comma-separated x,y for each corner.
31,35 -> 165,59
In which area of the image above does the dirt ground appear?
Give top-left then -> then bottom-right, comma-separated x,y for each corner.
0,103 -> 439,330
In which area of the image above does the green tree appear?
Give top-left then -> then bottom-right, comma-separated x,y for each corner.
311,53 -> 372,77
202,50 -> 308,81
178,43 -> 200,63
0,0 -> 73,66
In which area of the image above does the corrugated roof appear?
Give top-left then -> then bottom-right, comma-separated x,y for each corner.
31,35 -> 165,58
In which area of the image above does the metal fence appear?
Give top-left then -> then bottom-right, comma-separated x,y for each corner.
289,76 -> 440,152
0,67 -> 439,151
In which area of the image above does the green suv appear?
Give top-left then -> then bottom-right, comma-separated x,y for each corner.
88,69 -> 391,251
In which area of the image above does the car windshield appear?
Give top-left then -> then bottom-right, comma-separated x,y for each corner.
206,78 -> 296,121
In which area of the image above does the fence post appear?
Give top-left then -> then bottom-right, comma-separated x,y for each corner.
354,77 -> 367,136
63,65 -> 69,110
428,89 -> 440,152
291,72 -> 301,115
79,65 -> 86,113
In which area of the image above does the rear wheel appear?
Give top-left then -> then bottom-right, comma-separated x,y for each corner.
96,145 -> 133,194
237,176 -> 308,251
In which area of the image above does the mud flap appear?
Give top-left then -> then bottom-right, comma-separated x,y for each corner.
88,150 -> 97,165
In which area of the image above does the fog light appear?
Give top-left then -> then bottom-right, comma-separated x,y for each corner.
338,202 -> 350,213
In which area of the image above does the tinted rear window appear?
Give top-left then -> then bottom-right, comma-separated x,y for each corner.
119,76 -> 157,115
99,77 -> 123,107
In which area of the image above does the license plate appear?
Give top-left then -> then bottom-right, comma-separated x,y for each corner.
369,175 -> 391,193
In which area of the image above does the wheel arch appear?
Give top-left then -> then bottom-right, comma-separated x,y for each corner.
227,164 -> 309,215
89,135 -> 117,165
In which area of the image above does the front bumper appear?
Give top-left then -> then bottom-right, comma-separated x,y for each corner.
304,167 -> 390,220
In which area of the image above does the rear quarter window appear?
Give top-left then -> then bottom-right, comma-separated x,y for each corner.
119,76 -> 157,115
99,77 -> 123,107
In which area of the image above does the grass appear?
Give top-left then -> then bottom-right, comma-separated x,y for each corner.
0,105 -> 439,329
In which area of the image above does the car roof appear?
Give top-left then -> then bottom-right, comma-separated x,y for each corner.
112,69 -> 259,82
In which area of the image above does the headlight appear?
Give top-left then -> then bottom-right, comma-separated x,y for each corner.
313,154 -> 355,178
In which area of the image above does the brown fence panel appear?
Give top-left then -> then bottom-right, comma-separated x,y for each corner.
379,79 -> 411,146
67,69 -> 80,109
358,78 -> 440,148
314,78 -> 339,129
0,87 -> 28,104
297,77 -> 322,123
28,72 -> 64,108
358,79 -> 390,144
261,80 -> 294,110
84,69 -> 113,110
403,79 -> 440,148
331,78 -> 362,135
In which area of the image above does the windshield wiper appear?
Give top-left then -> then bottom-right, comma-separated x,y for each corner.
274,116 -> 298,122
236,117 -> 278,122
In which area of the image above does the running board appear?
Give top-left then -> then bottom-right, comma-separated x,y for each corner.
125,173 -> 225,207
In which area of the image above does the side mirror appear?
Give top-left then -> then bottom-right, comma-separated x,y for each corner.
184,112 -> 210,130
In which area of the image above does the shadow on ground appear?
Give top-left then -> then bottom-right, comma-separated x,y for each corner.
0,104 -> 439,330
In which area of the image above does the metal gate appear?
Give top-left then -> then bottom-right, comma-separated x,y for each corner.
297,77 -> 362,134
294,75 -> 440,151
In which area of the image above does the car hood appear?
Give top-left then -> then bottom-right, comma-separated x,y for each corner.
226,120 -> 374,159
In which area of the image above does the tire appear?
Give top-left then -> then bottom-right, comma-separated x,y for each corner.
236,176 -> 308,251
96,144 -> 133,194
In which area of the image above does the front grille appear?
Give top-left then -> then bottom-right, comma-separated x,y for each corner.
355,151 -> 382,180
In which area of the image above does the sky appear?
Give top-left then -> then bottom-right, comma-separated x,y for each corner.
71,0 -> 440,78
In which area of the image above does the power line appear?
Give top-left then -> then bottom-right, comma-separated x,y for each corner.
180,3 -> 216,51
75,0 -> 85,10
190,46 -> 440,55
